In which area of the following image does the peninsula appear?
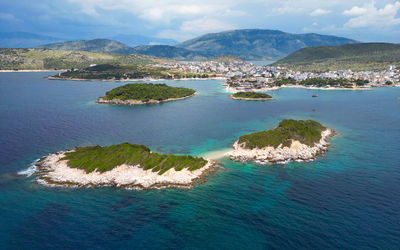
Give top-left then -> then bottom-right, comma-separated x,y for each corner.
96,83 -> 196,105
34,143 -> 218,189
50,63 -> 210,81
230,92 -> 273,100
228,119 -> 335,164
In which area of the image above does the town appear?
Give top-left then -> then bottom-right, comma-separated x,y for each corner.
155,60 -> 400,91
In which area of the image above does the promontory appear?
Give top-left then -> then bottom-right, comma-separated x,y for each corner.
96,83 -> 196,105
228,119 -> 335,164
34,143 -> 218,189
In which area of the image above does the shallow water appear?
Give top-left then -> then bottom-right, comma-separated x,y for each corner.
1,72 -> 400,249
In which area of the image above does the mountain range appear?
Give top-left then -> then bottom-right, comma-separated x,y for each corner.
0,32 -> 177,49
30,29 -> 358,60
176,29 -> 358,60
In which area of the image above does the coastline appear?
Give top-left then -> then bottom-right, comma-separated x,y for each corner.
48,76 -> 226,82
225,84 -> 372,93
96,92 -> 197,105
33,150 -> 219,190
0,69 -> 67,72
228,128 -> 335,164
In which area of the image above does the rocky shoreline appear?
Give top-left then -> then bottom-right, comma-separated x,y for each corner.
228,129 -> 335,164
33,151 -> 219,190
225,84 -> 371,93
48,76 -> 226,82
96,92 -> 196,105
229,95 -> 274,101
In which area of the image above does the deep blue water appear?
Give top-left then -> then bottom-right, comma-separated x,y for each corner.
1,72 -> 400,249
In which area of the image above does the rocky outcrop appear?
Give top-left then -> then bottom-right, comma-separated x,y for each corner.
34,151 -> 218,189
228,129 -> 334,164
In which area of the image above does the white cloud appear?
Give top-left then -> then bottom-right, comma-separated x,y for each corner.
67,0 -> 237,21
343,6 -> 368,16
180,18 -> 233,33
343,1 -> 400,28
310,8 -> 331,16
158,18 -> 234,40
0,13 -> 17,21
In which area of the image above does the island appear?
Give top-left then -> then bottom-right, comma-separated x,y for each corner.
96,83 -> 196,105
228,119 -> 335,164
230,92 -> 273,100
34,143 -> 218,189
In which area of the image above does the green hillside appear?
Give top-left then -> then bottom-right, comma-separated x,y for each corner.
55,63 -> 209,80
131,45 -> 208,60
177,29 -> 357,60
0,48 -> 172,70
274,43 -> 400,71
36,39 -> 135,54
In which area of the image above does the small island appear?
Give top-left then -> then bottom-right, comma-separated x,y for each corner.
230,92 -> 273,100
228,119 -> 335,164
96,83 -> 196,105
34,143 -> 218,189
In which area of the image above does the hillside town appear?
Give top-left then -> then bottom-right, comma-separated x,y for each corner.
155,60 -> 400,90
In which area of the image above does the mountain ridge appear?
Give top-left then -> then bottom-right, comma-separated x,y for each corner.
176,29 -> 358,60
274,42 -> 400,71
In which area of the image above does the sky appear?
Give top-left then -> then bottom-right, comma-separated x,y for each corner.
0,0 -> 399,43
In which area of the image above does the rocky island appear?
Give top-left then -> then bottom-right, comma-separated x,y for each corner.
96,83 -> 196,105
230,92 -> 273,100
228,119 -> 335,164
34,143 -> 218,189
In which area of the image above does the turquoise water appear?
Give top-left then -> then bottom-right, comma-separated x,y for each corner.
1,72 -> 400,249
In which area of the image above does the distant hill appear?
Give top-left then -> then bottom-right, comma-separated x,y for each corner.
109,34 -> 177,47
210,55 -> 244,63
176,29 -> 358,60
274,43 -> 400,71
0,48 -> 173,70
0,32 -> 63,48
131,45 -> 208,60
35,39 -> 136,54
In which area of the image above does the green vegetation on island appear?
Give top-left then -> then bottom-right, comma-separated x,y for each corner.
274,43 -> 400,71
55,63 -> 209,80
238,119 -> 326,149
62,143 -> 208,174
101,83 -> 196,102
0,48 -> 172,70
232,92 -> 272,99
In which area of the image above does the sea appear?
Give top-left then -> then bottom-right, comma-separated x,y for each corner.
0,72 -> 399,249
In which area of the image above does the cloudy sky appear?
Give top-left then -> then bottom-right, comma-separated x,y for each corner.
0,0 -> 399,42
